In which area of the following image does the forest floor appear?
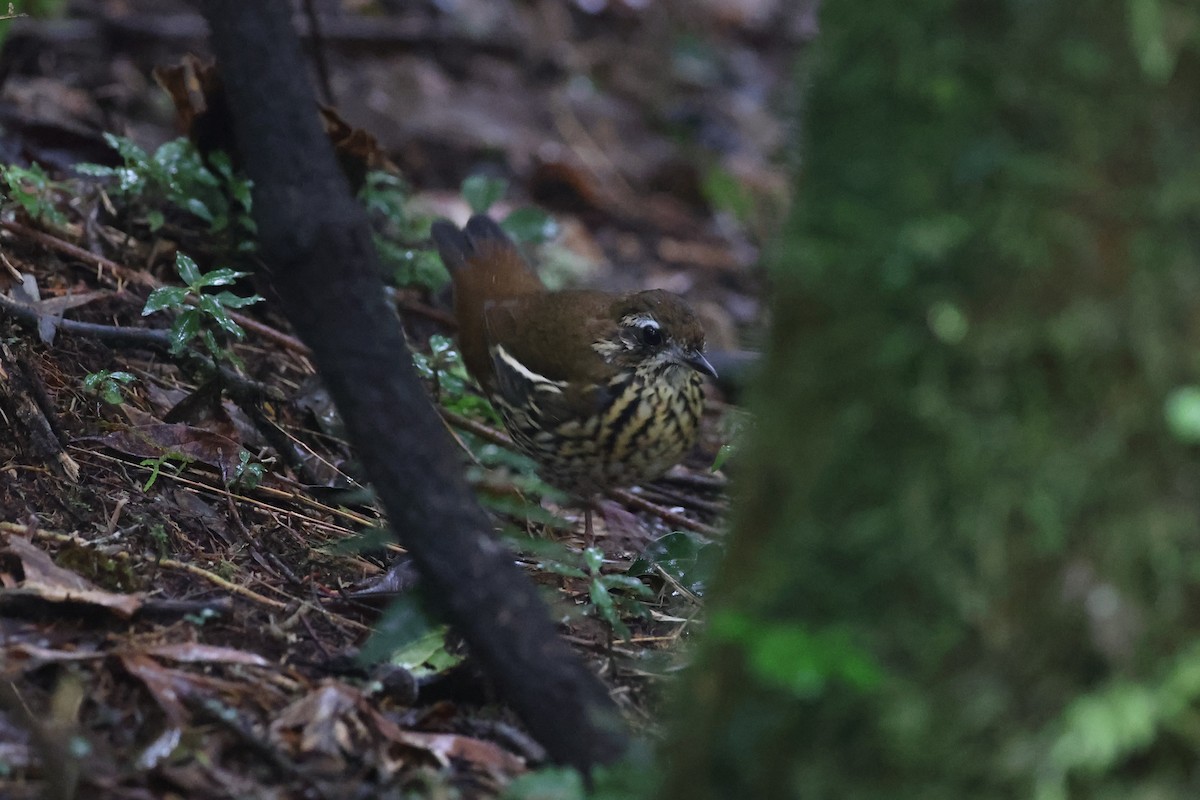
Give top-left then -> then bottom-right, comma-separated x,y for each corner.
0,1 -> 803,797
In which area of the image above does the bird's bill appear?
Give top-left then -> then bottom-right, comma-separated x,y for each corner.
684,350 -> 718,378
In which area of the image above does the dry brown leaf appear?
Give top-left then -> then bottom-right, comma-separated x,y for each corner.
269,682 -> 362,770
88,423 -> 246,481
152,54 -> 238,160
118,653 -> 192,726
364,701 -> 525,774
320,105 -> 398,193
0,535 -> 143,617
394,730 -> 526,773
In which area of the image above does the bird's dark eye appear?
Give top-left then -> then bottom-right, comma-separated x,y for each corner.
640,323 -> 663,346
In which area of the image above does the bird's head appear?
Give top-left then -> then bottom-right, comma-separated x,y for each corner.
594,290 -> 716,382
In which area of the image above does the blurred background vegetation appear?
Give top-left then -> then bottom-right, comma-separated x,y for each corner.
665,0 -> 1200,797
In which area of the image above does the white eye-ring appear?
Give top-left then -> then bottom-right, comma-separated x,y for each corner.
639,320 -> 663,346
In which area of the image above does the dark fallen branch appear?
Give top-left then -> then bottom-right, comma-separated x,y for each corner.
0,292 -> 276,406
0,291 -> 172,350
135,596 -> 234,619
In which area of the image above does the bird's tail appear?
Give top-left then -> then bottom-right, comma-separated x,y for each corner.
430,215 -> 541,290
430,215 -> 545,392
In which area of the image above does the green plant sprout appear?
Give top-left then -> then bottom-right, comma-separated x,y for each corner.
142,252 -> 263,367
229,449 -> 265,491
82,370 -> 137,406
139,451 -> 194,492
0,162 -> 69,227
711,407 -> 751,472
541,546 -> 655,640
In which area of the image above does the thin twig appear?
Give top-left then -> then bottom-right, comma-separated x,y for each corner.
439,407 -> 512,448
609,488 -> 723,538
156,558 -> 289,610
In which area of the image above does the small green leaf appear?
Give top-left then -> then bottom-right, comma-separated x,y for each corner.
184,198 -> 214,223
169,310 -> 202,353
194,268 -> 248,288
230,450 -> 264,490
628,530 -> 722,596
175,253 -> 202,287
74,164 -> 118,178
461,174 -> 507,214
142,287 -> 189,315
711,442 -> 736,472
212,291 -> 263,310
589,578 -> 631,639
81,373 -> 105,393
590,578 -> 616,616
540,561 -> 588,579
599,574 -> 655,598
104,132 -> 149,166
582,546 -> 605,574
358,595 -> 438,665
388,626 -> 463,678
502,207 -> 558,244
196,295 -> 245,338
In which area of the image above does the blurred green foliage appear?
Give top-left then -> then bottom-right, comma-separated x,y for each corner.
664,1 -> 1200,798
0,161 -> 69,226
359,171 -> 449,291
78,135 -> 256,250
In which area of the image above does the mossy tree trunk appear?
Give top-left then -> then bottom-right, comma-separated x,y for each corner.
664,1 -> 1200,797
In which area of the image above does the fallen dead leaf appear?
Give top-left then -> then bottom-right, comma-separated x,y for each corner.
118,652 -> 193,726
269,681 -> 363,774
0,534 -> 144,617
365,701 -> 525,774
86,423 -> 247,482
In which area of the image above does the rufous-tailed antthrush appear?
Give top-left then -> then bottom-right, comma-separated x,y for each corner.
431,215 -> 716,541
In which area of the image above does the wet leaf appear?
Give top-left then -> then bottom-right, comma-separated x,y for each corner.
628,530 -> 722,596
142,286 -> 189,315
175,252 -> 202,287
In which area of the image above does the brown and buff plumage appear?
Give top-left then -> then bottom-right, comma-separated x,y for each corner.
432,214 -> 715,503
